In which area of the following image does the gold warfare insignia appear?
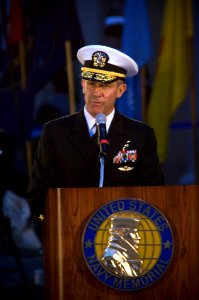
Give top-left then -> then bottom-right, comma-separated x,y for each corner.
82,199 -> 174,291
92,51 -> 109,68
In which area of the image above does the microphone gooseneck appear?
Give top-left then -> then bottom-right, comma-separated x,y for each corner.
95,113 -> 109,157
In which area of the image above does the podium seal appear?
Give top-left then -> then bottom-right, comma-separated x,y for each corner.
82,199 -> 174,291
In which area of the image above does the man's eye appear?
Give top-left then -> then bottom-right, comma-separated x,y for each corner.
100,84 -> 109,88
88,82 -> 95,87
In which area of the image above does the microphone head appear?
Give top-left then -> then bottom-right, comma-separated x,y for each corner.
95,113 -> 106,125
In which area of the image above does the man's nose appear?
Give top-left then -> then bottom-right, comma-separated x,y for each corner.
93,85 -> 102,95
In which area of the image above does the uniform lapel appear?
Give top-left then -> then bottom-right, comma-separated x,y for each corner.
66,109 -> 98,161
107,110 -> 127,160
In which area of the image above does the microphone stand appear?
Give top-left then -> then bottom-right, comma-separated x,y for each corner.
98,137 -> 108,187
99,154 -> 105,188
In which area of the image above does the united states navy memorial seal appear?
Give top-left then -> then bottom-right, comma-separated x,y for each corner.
82,199 -> 173,291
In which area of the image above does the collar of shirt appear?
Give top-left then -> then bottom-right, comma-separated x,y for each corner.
84,107 -> 115,133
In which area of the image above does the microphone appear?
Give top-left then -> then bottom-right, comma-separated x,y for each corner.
95,113 -> 109,156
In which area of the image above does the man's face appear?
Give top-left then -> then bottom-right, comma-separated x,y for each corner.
81,79 -> 127,117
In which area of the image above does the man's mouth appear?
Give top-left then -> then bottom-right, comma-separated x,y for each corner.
91,100 -> 102,106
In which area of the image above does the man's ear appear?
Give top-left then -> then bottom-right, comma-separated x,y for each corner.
117,83 -> 127,98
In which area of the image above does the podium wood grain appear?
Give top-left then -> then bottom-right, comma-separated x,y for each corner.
43,185 -> 199,299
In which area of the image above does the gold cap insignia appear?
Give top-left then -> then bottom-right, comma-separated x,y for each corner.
92,51 -> 109,68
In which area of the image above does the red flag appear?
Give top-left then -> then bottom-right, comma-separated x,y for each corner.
7,0 -> 24,46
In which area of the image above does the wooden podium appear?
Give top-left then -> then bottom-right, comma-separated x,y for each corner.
43,185 -> 199,299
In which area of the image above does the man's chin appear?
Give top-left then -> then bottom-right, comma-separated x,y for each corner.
91,108 -> 105,117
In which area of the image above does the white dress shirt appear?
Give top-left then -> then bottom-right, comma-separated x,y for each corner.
84,106 -> 115,135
